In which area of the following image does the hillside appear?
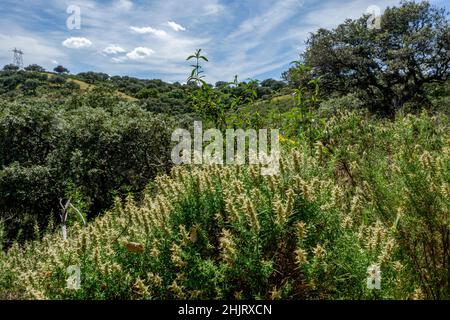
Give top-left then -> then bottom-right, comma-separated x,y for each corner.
0,0 -> 449,301
48,73 -> 138,102
1,110 -> 448,299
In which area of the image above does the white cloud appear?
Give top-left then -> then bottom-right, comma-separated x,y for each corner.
62,37 -> 92,49
103,44 -> 126,55
167,21 -> 186,31
111,46 -> 154,63
129,26 -> 167,38
126,47 -> 155,60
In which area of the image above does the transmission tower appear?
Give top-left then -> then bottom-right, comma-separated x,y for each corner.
12,48 -> 24,68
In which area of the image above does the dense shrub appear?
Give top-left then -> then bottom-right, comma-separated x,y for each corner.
318,93 -> 364,117
76,72 -> 110,84
0,163 -> 57,243
0,1 -> 448,300
1,111 -> 447,299
0,98 -> 178,244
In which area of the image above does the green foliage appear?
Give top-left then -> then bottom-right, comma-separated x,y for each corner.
22,78 -> 42,94
0,94 -> 178,244
0,70 -> 74,98
0,102 -> 56,167
0,110 -> 448,299
2,64 -> 19,72
24,64 -> 46,73
0,163 -> 56,243
425,80 -> 450,112
0,219 -> 3,252
282,61 -> 323,143
283,1 -> 450,115
0,1 -> 449,301
186,48 -> 209,85
48,76 -> 66,85
76,72 -> 110,84
136,87 -> 159,99
186,50 -> 261,129
54,65 -> 69,74
64,181 -> 88,227
67,85 -> 121,110
260,78 -> 287,91
186,49 -> 226,128
318,93 -> 364,117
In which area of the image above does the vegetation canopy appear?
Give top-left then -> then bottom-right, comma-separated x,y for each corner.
0,0 -> 448,301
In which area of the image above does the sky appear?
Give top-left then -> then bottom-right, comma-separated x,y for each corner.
0,0 -> 448,83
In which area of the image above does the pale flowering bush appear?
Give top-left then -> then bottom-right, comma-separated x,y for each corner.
0,110 -> 448,300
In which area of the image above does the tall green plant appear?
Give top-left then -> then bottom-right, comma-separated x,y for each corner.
283,60 -> 324,151
186,50 -> 258,130
186,49 -> 208,86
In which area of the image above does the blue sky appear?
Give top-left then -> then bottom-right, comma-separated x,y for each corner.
0,0 -> 448,83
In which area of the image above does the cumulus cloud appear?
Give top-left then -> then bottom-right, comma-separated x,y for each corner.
167,21 -> 186,32
62,37 -> 92,49
126,47 -> 154,60
102,44 -> 126,55
129,26 -> 167,38
112,47 -> 154,62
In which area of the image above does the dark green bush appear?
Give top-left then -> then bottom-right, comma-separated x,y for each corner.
0,96 -> 178,244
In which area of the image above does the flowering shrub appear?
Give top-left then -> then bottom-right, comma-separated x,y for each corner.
0,110 -> 448,299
